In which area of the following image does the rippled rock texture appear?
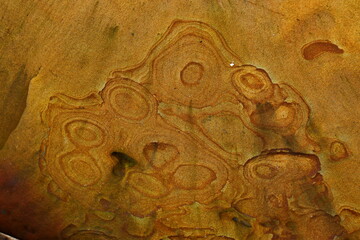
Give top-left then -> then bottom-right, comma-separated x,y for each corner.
1,1 -> 360,240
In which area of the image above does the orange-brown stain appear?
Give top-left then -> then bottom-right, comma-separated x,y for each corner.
302,40 -> 344,60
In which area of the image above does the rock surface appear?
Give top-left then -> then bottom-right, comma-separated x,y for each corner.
0,1 -> 360,239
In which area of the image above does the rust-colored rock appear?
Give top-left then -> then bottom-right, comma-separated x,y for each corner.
1,1 -> 359,240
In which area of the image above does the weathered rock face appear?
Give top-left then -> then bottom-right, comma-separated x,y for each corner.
0,1 -> 359,240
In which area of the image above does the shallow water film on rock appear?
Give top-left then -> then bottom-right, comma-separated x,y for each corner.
0,1 -> 360,240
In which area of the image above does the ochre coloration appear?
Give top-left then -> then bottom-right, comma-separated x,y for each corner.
180,62 -> 204,86
330,140 -> 349,161
0,66 -> 33,149
302,40 -> 344,60
143,142 -> 179,168
1,1 -> 360,239
172,165 -> 217,190
32,20 -> 347,239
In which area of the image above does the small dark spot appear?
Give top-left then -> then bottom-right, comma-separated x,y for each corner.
99,198 -> 111,210
111,152 -> 137,178
150,142 -> 159,153
232,217 -> 252,227
199,40 -> 203,43
260,219 -> 279,228
108,26 -> 119,38
0,209 -> 7,215
239,220 -> 252,228
94,1 -> 99,9
131,32 -> 135,36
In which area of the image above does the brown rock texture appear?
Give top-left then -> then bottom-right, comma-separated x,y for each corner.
0,1 -> 359,239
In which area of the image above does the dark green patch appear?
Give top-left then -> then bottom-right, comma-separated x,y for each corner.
111,152 -> 137,179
